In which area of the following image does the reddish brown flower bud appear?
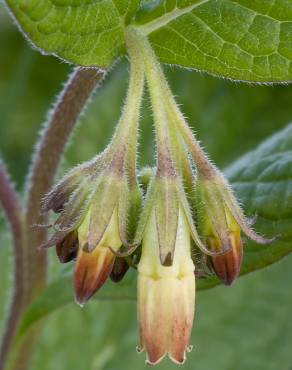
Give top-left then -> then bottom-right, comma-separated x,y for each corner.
209,229 -> 243,285
73,207 -> 122,305
74,246 -> 115,305
195,174 -> 273,285
56,230 -> 79,263
110,257 -> 130,283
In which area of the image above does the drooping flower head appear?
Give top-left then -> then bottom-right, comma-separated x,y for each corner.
41,36 -> 145,305
41,156 -> 135,304
39,27 -> 275,367
194,169 -> 273,285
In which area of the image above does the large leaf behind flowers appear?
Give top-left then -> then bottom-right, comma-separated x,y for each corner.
4,0 -> 140,68
136,0 -> 292,82
4,0 -> 292,82
15,123 -> 292,341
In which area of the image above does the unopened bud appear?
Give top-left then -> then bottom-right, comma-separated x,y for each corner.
208,217 -> 243,285
56,230 -> 79,264
194,173 -> 272,284
110,257 -> 130,283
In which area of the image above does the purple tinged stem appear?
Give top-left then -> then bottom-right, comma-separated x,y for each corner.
0,162 -> 24,370
1,67 -> 105,370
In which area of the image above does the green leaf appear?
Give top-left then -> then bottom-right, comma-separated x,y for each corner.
135,0 -> 292,82
15,123 -> 292,340
5,0 -> 139,67
15,269 -> 136,343
5,0 -> 292,82
226,123 -> 292,272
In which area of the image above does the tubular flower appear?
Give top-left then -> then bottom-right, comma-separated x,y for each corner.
203,207 -> 243,285
194,172 -> 273,285
137,208 -> 195,365
132,169 -> 208,365
41,163 -> 135,305
73,206 -> 122,305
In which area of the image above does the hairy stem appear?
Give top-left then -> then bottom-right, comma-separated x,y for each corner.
122,33 -> 145,186
23,67 -> 105,302
127,28 -> 177,175
0,162 -> 23,370
3,67 -> 105,370
129,27 -> 214,177
96,40 -> 144,187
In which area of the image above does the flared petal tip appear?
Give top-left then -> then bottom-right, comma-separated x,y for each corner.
137,342 -> 192,366
145,352 -> 167,366
168,354 -> 186,366
168,343 -> 193,365
136,345 -> 144,354
136,344 -> 164,366
143,349 -> 191,366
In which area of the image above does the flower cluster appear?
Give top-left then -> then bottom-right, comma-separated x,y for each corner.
41,28 -> 273,365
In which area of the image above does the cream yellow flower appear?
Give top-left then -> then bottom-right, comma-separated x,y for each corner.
137,207 -> 195,365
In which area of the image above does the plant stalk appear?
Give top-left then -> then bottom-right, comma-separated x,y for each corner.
0,162 -> 23,370
128,27 -> 214,177
23,67 -> 105,302
2,67 -> 105,370
127,28 -> 181,176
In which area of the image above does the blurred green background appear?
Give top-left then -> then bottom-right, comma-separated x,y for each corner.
1,3 -> 292,370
